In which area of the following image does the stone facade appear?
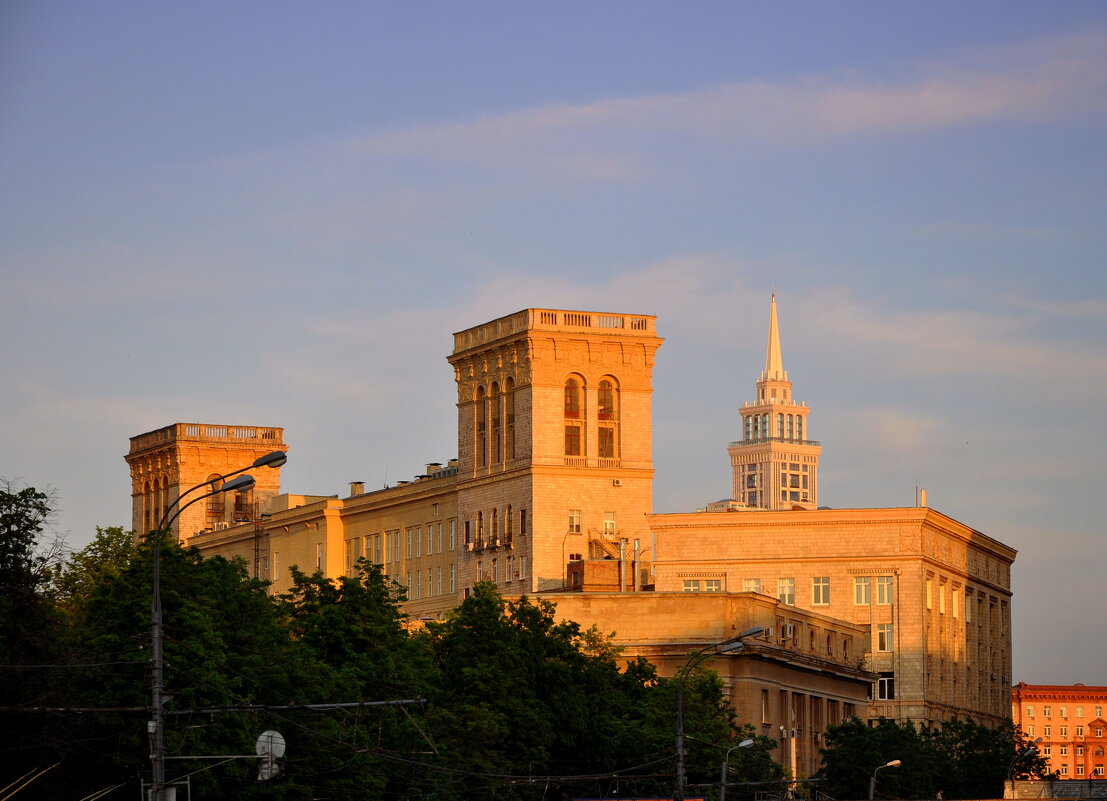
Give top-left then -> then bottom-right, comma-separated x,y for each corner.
1012,683 -> 1107,780
131,302 -> 1017,760
647,506 -> 1016,726
549,591 -> 875,779
125,423 -> 286,542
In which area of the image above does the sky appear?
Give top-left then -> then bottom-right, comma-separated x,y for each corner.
2,1 -> 1105,685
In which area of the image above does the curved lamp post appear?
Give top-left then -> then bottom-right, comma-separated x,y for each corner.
1007,736 -> 1043,795
719,738 -> 755,801
675,625 -> 764,801
149,450 -> 286,801
868,758 -> 902,801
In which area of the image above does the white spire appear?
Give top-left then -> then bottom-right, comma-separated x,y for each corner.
762,293 -> 786,381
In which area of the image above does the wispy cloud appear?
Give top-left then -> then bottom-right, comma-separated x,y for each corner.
354,30 -> 1107,174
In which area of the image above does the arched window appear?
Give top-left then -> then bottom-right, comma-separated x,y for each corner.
598,380 -> 617,421
143,480 -> 153,531
206,475 -> 225,528
158,476 -> 169,523
490,381 -> 502,465
505,378 -> 515,460
564,378 -> 581,418
505,504 -> 513,544
564,376 -> 584,457
787,414 -> 794,439
598,378 -> 620,459
476,386 -> 487,468
491,508 -> 499,543
477,511 -> 484,547
234,485 -> 253,522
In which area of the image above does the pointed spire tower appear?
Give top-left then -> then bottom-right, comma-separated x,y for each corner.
728,295 -> 821,509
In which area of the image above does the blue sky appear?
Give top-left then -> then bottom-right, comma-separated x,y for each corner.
2,1 -> 1105,684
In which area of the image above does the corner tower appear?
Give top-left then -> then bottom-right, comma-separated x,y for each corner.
728,296 -> 821,509
448,309 -> 663,593
125,423 -> 287,542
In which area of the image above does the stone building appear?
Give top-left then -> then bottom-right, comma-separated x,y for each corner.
126,301 -> 1016,755
1012,683 -> 1107,779
647,506 -> 1015,727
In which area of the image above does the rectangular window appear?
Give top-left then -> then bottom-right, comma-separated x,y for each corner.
952,591 -> 959,619
316,544 -> 322,570
568,509 -> 582,533
1028,705 -> 1035,718
965,592 -> 973,622
1096,705 -> 1103,717
598,426 -> 616,458
1060,765 -> 1068,776
683,579 -> 701,592
926,578 -> 933,609
603,511 -> 616,533
407,529 -> 414,558
1044,726 -> 1052,736
565,424 -> 582,456
491,559 -> 497,583
1060,706 -> 1068,718
877,623 -> 894,652
1077,726 -> 1084,736
1028,725 -> 1035,736
438,522 -> 444,553
1076,706 -> 1084,718
414,570 -> 421,599
1061,726 -> 1068,737
743,578 -> 762,593
778,578 -> 795,605
416,526 -> 423,557
520,509 -> 527,535
449,563 -> 456,593
876,576 -> 894,604
1043,745 -> 1051,756
705,579 -> 722,592
854,577 -> 871,605
1061,745 -> 1069,756
1044,705 -> 1052,718
812,576 -> 830,605
345,539 -> 354,573
449,519 -> 456,551
877,673 -> 895,700
939,583 -> 946,614
1077,766 -> 1085,777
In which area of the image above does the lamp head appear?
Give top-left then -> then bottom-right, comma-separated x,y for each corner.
222,474 -> 256,493
738,625 -> 765,639
738,738 -> 754,748
886,759 -> 902,768
253,451 -> 288,469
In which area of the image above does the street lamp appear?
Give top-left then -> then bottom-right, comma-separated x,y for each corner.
719,738 -> 755,801
868,759 -> 902,801
1007,736 -> 1043,794
148,450 -> 286,801
675,625 -> 764,801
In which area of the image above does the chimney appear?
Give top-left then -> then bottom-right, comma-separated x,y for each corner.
919,488 -> 928,507
349,481 -> 365,496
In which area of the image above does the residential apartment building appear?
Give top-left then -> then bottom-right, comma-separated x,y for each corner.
1012,683 -> 1107,779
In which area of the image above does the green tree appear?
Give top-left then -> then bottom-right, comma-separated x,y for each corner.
64,536 -> 312,800
54,525 -> 135,606
0,480 -> 70,798
274,559 -> 432,799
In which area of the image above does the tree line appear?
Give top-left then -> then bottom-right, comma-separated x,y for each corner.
1,480 -> 1047,799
